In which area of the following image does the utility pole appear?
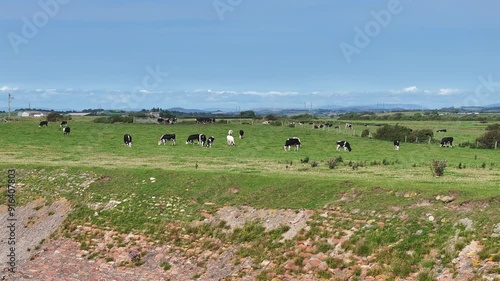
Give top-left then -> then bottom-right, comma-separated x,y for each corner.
8,93 -> 12,119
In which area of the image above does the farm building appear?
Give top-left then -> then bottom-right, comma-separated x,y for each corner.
17,111 -> 49,118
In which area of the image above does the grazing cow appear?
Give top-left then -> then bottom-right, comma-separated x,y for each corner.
284,137 -> 301,151
39,120 -> 48,127
186,134 -> 199,144
226,135 -> 236,146
345,123 -> 353,129
440,137 -> 453,147
124,134 -> 132,147
228,130 -> 233,136
207,136 -> 215,147
239,130 -> 244,139
394,140 -> 400,150
158,134 -> 176,145
60,121 -> 68,127
336,141 -> 352,152
199,134 -> 207,146
437,129 -> 447,133
334,126 -> 340,129
63,127 -> 70,135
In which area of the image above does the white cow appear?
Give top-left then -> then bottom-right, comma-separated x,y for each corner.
226,135 -> 235,146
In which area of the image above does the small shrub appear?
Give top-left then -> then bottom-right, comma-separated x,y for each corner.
361,129 -> 370,138
431,159 -> 447,176
294,256 -> 304,266
129,250 -> 143,266
301,156 -> 310,163
335,156 -> 343,163
316,270 -> 331,279
328,159 -> 337,169
326,257 -> 343,268
311,161 -> 318,168
160,261 -> 171,271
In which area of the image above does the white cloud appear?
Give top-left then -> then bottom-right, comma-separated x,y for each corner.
0,86 -> 18,92
206,89 -> 299,97
403,86 -> 418,93
241,91 -> 299,96
437,88 -> 461,95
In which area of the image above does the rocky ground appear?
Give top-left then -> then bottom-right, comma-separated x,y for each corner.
0,200 -> 500,281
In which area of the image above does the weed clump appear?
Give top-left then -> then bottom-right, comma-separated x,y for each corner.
431,159 -> 447,177
328,159 -> 337,169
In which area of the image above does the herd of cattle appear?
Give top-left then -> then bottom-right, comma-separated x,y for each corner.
39,120 -> 71,135
39,120 -> 455,150
123,129 -> 244,148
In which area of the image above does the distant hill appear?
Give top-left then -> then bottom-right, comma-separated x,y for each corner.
167,107 -> 208,113
316,104 -> 428,112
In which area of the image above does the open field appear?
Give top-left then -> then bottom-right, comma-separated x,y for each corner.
1,117 -> 499,280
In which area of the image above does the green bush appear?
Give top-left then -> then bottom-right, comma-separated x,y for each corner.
485,124 -> 500,131
93,116 -> 134,124
476,130 -> 500,149
408,129 -> 434,143
374,124 -> 412,142
47,112 -> 63,122
361,129 -> 370,138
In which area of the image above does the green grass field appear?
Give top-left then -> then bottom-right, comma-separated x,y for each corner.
1,117 -> 499,279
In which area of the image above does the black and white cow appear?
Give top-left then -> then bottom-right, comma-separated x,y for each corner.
63,127 -> 70,135
158,134 -> 176,145
440,137 -> 453,147
394,140 -> 400,150
239,130 -> 244,139
60,121 -> 68,127
284,137 -> 301,151
226,135 -> 236,146
336,141 -> 352,151
228,130 -> 233,136
186,134 -> 199,144
206,136 -> 215,147
437,129 -> 447,133
39,120 -> 48,127
199,134 -> 207,146
124,134 -> 132,147
345,123 -> 353,129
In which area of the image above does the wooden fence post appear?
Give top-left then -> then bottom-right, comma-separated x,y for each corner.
495,141 -> 498,150
428,136 -> 432,144
405,136 -> 407,143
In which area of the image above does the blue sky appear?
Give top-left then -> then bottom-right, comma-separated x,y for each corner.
1,0 -> 499,111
